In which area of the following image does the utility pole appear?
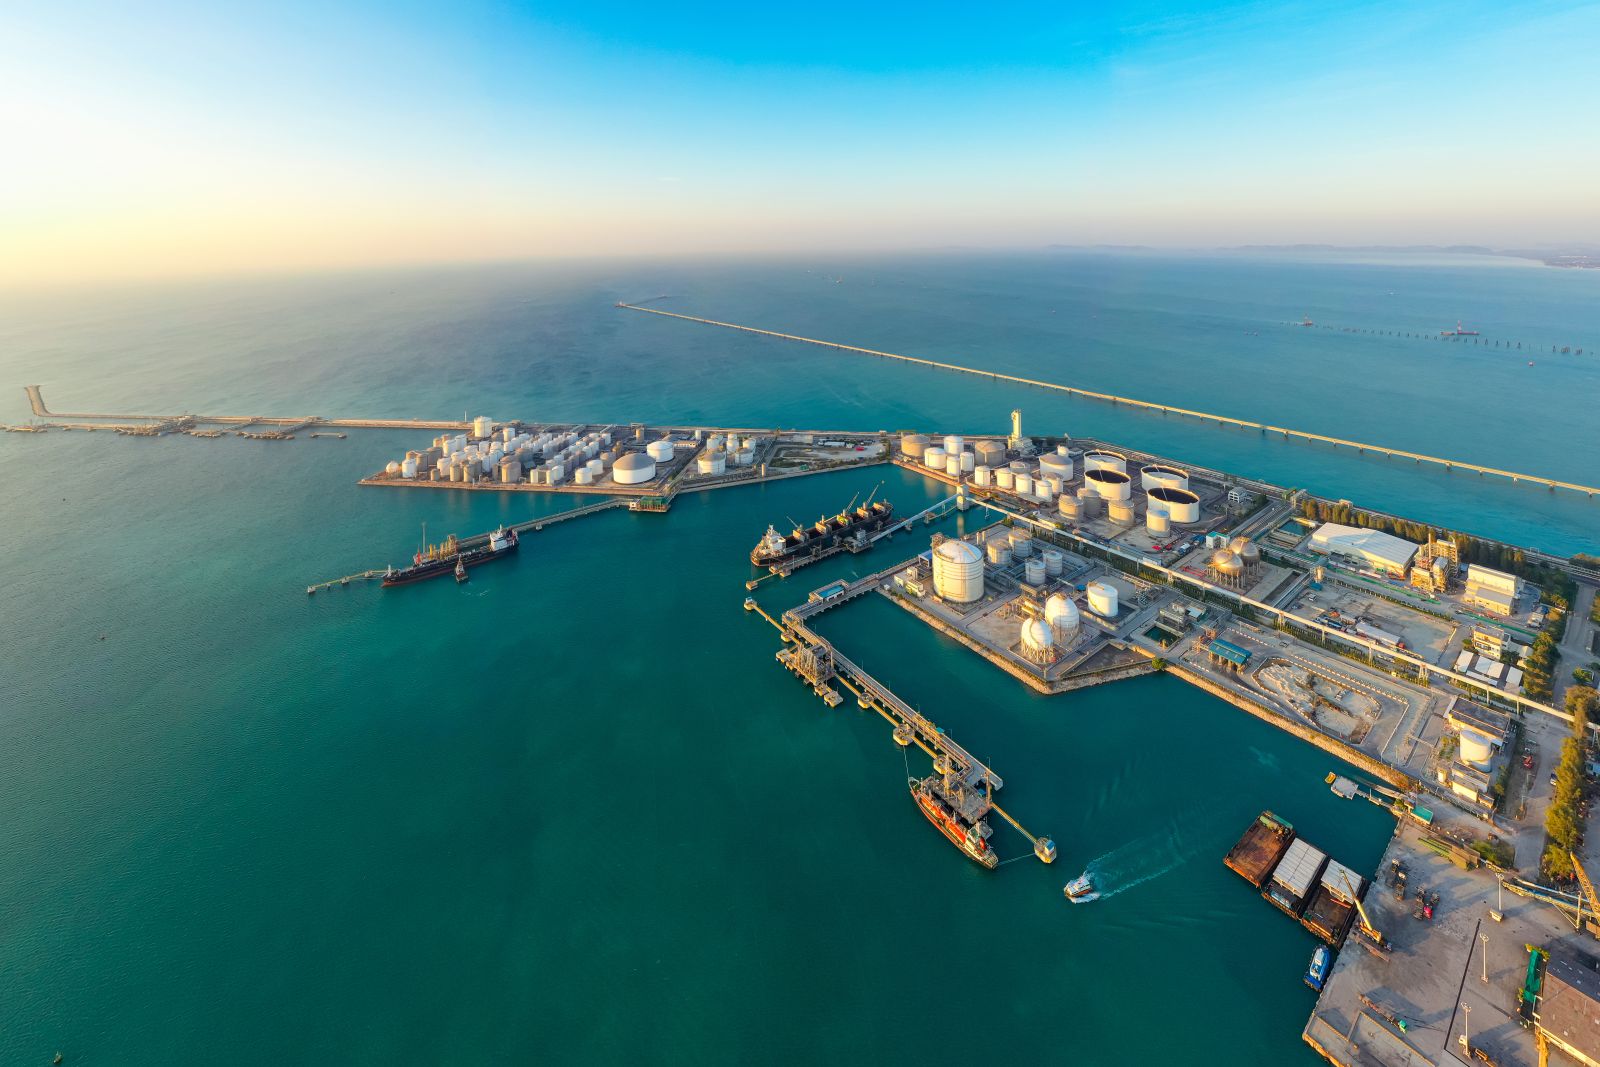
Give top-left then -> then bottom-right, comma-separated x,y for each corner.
1460,1003 -> 1471,1052
1481,934 -> 1490,984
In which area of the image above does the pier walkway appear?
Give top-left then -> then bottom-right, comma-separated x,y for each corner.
617,305 -> 1600,497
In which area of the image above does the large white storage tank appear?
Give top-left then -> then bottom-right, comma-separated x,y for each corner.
986,539 -> 1013,566
943,435 -> 964,455
1015,473 -> 1034,497
901,433 -> 929,459
574,467 -> 595,485
1024,557 -> 1047,585
959,451 -> 976,474
1107,500 -> 1135,525
697,452 -> 726,475
1147,509 -> 1172,535
945,456 -> 961,477
646,439 -> 674,463
400,457 -> 419,478
931,540 -> 985,603
973,465 -> 993,487
1008,528 -> 1033,557
1086,469 -> 1133,501
1087,581 -> 1119,618
472,416 -> 494,439
974,440 -> 1006,467
1140,464 -> 1189,492
924,446 -> 948,470
1042,549 -> 1064,576
1459,729 -> 1495,769
1147,487 -> 1201,524
1058,495 -> 1080,520
995,468 -> 1016,490
1045,593 -> 1080,636
612,452 -> 656,484
1084,450 -> 1127,474
1039,454 -> 1074,483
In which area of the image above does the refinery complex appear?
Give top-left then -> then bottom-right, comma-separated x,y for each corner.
22,382 -> 1600,1067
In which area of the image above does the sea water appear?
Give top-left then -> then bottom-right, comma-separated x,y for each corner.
0,252 -> 1593,1064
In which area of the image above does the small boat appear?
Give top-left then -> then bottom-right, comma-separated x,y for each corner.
1063,872 -> 1100,903
1304,945 -> 1332,991
454,558 -> 468,583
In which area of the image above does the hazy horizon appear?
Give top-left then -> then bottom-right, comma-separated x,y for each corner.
6,0 -> 1600,286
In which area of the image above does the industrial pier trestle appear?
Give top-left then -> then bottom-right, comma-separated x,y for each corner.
745,588 -> 1057,866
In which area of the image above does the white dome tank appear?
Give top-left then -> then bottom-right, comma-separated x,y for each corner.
973,465 -> 993,487
945,456 -> 961,476
986,540 -> 1013,566
1008,528 -> 1033,557
1147,509 -> 1172,535
1042,549 -> 1064,576
734,448 -> 754,465
646,439 -> 674,463
385,461 -> 401,474
612,452 -> 656,484
472,416 -> 493,439
1021,617 -> 1055,655
586,458 -> 605,476
1459,729 -> 1494,769
931,539 -> 986,603
901,433 -> 929,459
1058,495 -> 1080,519
697,452 -> 726,475
1107,500 -> 1135,525
1038,454 -> 1074,483
1015,473 -> 1034,496
995,468 -> 1016,490
1025,557 -> 1047,585
959,451 -> 975,473
574,467 -> 595,485
974,440 -> 1006,466
1045,593 -> 1080,633
1087,581 -> 1119,618
924,446 -> 947,470
943,435 -> 964,455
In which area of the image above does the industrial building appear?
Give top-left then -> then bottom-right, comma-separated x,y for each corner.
1207,639 -> 1252,672
1306,523 -> 1418,577
1464,564 -> 1519,616
1436,697 -> 1509,809
1536,948 -> 1600,1067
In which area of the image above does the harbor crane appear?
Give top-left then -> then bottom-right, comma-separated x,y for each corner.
1569,851 -> 1600,937
1342,870 -> 1390,958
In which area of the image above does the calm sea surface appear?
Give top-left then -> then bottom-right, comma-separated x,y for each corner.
0,252 -> 1595,1064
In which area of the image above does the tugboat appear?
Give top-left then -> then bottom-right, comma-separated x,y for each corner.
751,487 -> 894,570
1304,944 -> 1332,991
909,773 -> 999,870
1063,872 -> 1100,903
382,524 -> 518,587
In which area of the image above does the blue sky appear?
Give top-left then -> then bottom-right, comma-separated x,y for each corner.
3,0 -> 1598,283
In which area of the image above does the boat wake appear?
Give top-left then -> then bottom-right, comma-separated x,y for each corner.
1078,809 -> 1222,901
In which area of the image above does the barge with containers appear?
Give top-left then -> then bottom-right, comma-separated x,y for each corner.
1265,839 -> 1329,919
1224,811 -> 1296,887
382,526 -> 519,587
1300,860 -> 1369,945
751,492 -> 894,570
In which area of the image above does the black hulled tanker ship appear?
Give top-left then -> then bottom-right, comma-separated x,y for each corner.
751,490 -> 893,569
382,526 -> 518,587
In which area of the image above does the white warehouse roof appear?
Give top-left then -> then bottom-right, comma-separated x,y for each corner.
1308,523 -> 1418,574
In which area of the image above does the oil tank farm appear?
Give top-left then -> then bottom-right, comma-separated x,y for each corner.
1139,464 -> 1189,492
932,539 -> 986,603
1146,486 -> 1201,524
1085,468 -> 1132,501
974,440 -> 1006,467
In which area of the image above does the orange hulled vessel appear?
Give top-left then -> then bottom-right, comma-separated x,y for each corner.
910,774 -> 999,869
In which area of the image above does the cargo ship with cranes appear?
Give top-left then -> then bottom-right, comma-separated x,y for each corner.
750,488 -> 894,570
382,525 -> 519,587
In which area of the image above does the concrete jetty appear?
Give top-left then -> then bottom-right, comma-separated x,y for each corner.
616,304 -> 1600,498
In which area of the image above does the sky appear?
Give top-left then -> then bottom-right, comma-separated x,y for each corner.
3,0 -> 1599,285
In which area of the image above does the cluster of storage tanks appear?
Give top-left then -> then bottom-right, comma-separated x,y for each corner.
1206,534 -> 1262,586
693,432 -> 759,475
906,434 -> 1204,535
385,420 -> 664,487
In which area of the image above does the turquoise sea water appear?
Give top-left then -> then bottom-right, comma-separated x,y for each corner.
0,252 -> 1594,1064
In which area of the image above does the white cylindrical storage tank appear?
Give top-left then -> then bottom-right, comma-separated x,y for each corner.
646,439 -> 674,463
734,448 -> 754,465
1140,464 -> 1189,493
1107,500 -> 1135,525
1025,557 -> 1047,585
995,468 -> 1015,490
931,540 -> 985,603
1147,509 -> 1172,535
973,465 -> 993,487
1015,473 -> 1034,497
472,416 -> 493,439
697,452 -> 726,475
986,540 -> 1012,566
923,446 -> 947,470
1008,528 -> 1033,556
1087,581 -> 1119,618
1146,487 -> 1201,524
708,433 -> 726,453
959,451 -> 976,473
547,462 -> 565,484
1039,454 -> 1074,483
400,458 -> 419,478
574,467 -> 595,485
1459,729 -> 1494,769
586,458 -> 604,477
1034,481 -> 1056,503
945,456 -> 960,477
1045,593 -> 1080,635
1058,495 -> 1080,520
1009,461 -> 1031,475
612,452 -> 656,484
499,458 -> 523,484
1042,549 -> 1064,576
974,440 -> 1005,467
1042,475 -> 1065,497
943,435 -> 964,455
1085,469 -> 1132,501
901,433 -> 929,459
1083,450 -> 1127,474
